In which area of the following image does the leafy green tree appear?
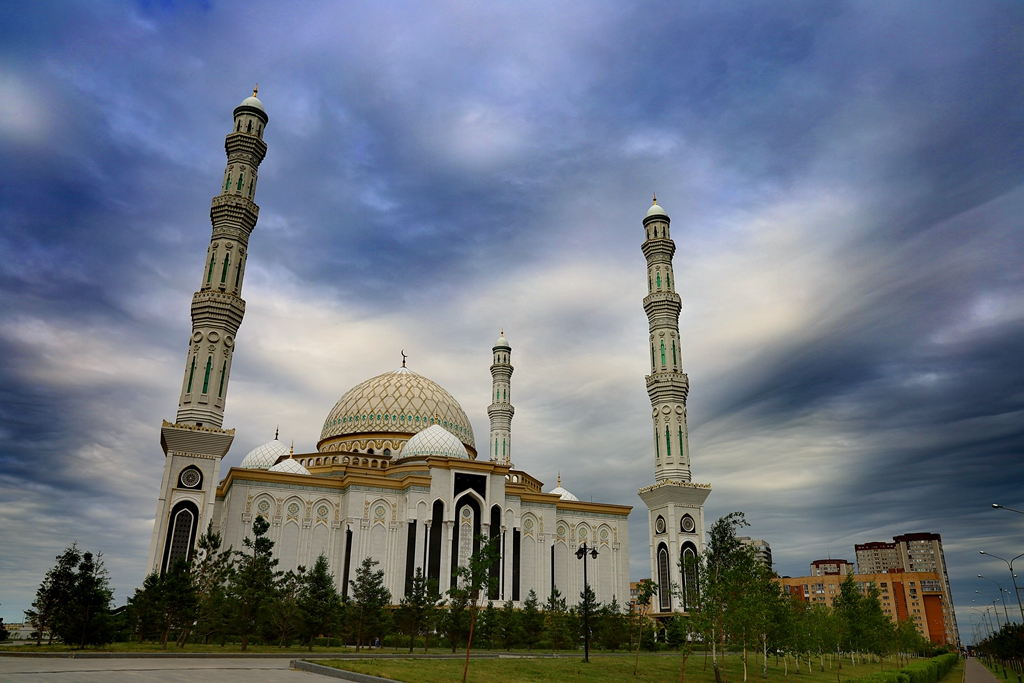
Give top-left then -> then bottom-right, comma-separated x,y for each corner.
25,544 -> 81,645
632,577 -> 659,675
188,525 -> 234,646
545,588 -> 573,651
50,549 -> 115,648
268,566 -> 304,647
298,554 -> 343,651
0,615 -> 8,642
499,598 -> 521,650
442,587 -> 470,652
520,589 -> 544,650
228,515 -> 281,650
454,534 -> 501,683
396,568 -> 435,653
349,556 -> 392,650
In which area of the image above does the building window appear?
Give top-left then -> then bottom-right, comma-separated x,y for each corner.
202,356 -> 212,394
220,253 -> 230,283
660,341 -> 666,366
186,355 -> 197,393
665,426 -> 671,457
207,253 -> 216,283
218,360 -> 227,397
658,544 -> 671,611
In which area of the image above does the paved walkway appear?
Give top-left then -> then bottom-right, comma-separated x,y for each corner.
0,656 -> 311,682
965,658 -> 1002,683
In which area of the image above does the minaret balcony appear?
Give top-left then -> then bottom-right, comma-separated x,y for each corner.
641,240 -> 676,260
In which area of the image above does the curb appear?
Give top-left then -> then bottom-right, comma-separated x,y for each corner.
291,659 -> 403,683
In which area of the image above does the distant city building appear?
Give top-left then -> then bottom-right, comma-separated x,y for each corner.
853,533 -> 958,646
737,537 -> 773,567
855,541 -> 901,574
810,558 -> 854,576
778,570 -> 954,645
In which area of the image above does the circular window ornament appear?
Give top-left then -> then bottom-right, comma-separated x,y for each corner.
681,515 -> 695,533
461,507 -> 472,519
579,526 -> 588,538
288,502 -> 300,515
257,500 -> 271,513
557,525 -> 566,536
179,468 -> 201,488
523,518 -> 534,530
317,505 -> 329,517
655,516 -> 666,534
600,528 -> 609,540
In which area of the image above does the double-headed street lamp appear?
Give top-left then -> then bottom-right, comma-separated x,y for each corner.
979,550 -> 1024,622
576,542 -> 599,663
978,575 -> 1013,624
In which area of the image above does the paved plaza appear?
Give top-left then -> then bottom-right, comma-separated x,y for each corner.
0,656 -> 314,683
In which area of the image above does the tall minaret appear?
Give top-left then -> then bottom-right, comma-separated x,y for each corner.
642,195 -> 690,482
637,196 -> 711,615
147,90 -> 269,575
487,330 -> 514,464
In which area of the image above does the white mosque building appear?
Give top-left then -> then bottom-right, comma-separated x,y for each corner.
145,92 -> 645,607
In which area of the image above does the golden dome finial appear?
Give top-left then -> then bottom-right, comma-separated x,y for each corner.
253,83 -> 259,97
275,425 -> 279,440
401,349 -> 407,368
501,327 -> 504,336
557,472 -> 561,487
652,192 -> 657,205
289,440 -> 294,457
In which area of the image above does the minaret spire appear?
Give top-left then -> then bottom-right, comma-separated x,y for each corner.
487,329 -> 515,464
174,91 -> 268,428
641,197 -> 690,482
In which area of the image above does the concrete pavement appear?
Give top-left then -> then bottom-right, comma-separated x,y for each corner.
0,656 -> 311,682
965,658 -> 1002,683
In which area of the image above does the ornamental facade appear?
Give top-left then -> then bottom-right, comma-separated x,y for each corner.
146,93 -> 631,608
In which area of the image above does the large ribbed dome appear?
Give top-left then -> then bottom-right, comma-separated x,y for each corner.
401,424 -> 470,460
318,367 -> 475,454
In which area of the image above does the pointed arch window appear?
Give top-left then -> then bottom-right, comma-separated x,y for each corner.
206,253 -> 216,284
654,427 -> 660,459
186,355 -> 197,393
651,344 -> 655,369
656,273 -> 662,288
236,120 -> 241,132
660,340 -> 666,366
246,120 -> 252,133
234,258 -> 242,289
202,356 -> 213,394
649,276 -> 652,291
495,438 -> 498,457
665,425 -> 672,457
224,173 -> 231,192
220,253 -> 230,284
248,178 -> 254,198
672,341 -> 677,365
218,360 -> 227,397
679,425 -> 685,458
657,544 -> 671,611
236,172 -> 244,192
502,439 -> 506,457
667,272 -> 671,289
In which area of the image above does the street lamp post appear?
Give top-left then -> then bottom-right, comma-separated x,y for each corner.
992,504 -> 1024,515
976,592 -> 1003,628
978,575 -> 1013,624
980,551 -> 1024,623
576,542 -> 599,663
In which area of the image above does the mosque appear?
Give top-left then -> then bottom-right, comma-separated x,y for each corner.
146,92 -> 710,611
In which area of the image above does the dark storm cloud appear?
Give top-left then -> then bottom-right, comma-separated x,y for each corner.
1,1 -> 1022,639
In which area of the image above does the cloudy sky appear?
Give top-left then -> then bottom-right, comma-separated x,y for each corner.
1,1 -> 1022,641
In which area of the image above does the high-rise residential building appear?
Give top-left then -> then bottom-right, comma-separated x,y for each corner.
737,537 -> 773,568
850,533 -> 959,647
810,558 -> 854,576
778,570 -> 953,645
855,541 -> 901,574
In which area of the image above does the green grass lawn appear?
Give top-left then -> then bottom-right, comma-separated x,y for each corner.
321,651 -> 947,683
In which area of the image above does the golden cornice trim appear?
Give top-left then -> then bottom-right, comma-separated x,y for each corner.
216,467 -> 431,496
638,480 -> 710,495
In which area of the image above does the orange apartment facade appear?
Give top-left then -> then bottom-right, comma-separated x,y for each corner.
777,570 -> 952,645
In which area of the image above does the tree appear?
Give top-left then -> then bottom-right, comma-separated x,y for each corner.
396,567 -> 434,653
596,597 -> 629,652
520,589 -> 544,650
298,555 -> 343,651
268,566 -> 304,647
136,558 -> 198,649
25,544 -> 81,645
632,578 -> 659,675
545,588 -> 573,651
499,598 -> 521,650
577,582 -> 602,654
442,587 -> 470,651
480,601 -> 499,649
49,549 -> 115,648
454,534 -> 502,683
188,524 -> 234,647
227,515 -> 280,650
349,556 -> 392,650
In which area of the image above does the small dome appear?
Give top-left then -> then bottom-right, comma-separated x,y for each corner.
401,424 -> 469,460
240,439 -> 289,469
495,330 -> 509,348
549,486 -> 579,501
268,457 -> 311,476
647,202 -> 668,218
239,95 -> 265,112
